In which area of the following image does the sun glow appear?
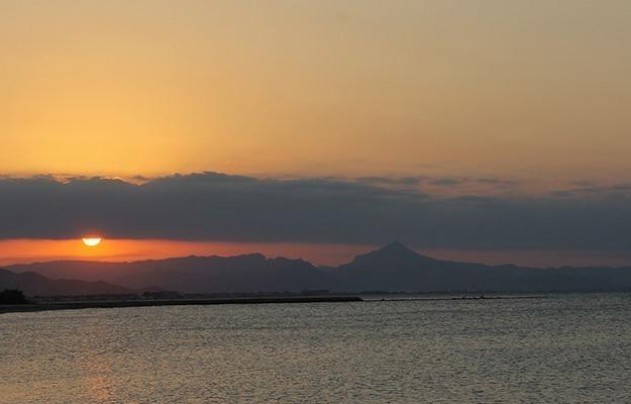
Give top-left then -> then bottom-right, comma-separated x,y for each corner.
82,237 -> 103,247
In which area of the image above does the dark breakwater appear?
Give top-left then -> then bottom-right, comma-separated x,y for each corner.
0,295 -> 362,314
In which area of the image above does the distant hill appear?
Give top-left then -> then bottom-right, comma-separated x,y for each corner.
0,268 -> 131,297
7,254 -> 333,294
8,242 -> 631,294
332,241 -> 631,292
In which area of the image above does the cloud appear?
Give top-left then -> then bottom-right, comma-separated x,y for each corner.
1,172 -> 631,252
549,182 -> 631,199
355,175 -> 519,193
428,178 -> 463,187
355,176 -> 425,187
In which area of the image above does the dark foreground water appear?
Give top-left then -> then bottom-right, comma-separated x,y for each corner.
2,294 -> 631,403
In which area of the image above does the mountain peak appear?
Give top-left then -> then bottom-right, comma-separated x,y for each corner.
379,240 -> 413,253
349,241 -> 432,265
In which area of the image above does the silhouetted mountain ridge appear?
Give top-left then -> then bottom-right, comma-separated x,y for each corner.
350,241 -> 436,265
7,243 -> 631,294
7,253 -> 328,294
0,268 -> 131,297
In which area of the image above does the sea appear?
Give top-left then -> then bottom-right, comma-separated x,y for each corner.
2,293 -> 630,403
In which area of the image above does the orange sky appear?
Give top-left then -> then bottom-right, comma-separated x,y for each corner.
1,1 -> 631,266
3,239 -> 631,269
1,1 -> 630,182
0,239 -> 371,267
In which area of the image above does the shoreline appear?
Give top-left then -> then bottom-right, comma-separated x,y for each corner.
0,295 -> 363,314
365,295 -> 548,302
0,294 -> 552,314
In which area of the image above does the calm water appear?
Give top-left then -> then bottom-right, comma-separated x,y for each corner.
2,294 -> 631,403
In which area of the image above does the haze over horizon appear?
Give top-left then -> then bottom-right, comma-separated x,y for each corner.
2,1 -> 631,267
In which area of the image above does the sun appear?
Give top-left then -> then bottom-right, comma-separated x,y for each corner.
82,237 -> 103,247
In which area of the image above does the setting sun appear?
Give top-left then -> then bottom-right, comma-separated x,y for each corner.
82,237 -> 103,247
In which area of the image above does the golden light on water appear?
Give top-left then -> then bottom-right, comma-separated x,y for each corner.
82,237 -> 103,247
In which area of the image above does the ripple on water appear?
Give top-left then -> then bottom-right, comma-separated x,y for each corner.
1,294 -> 631,403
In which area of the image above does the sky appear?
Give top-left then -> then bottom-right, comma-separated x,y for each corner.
1,1 -> 631,266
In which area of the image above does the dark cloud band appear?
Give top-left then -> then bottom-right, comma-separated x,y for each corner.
1,172 -> 630,252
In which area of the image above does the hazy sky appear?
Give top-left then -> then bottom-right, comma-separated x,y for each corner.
2,0 -> 630,180
1,1 -> 631,266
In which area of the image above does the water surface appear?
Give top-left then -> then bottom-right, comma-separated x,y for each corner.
2,294 -> 630,403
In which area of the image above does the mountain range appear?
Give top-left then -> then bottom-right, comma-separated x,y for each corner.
4,242 -> 631,296
0,268 -> 130,297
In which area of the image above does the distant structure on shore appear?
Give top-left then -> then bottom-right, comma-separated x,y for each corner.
0,289 -> 28,304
